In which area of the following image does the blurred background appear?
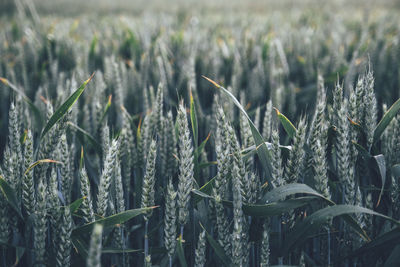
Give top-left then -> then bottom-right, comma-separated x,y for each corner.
1,0 -> 400,154
1,0 -> 400,16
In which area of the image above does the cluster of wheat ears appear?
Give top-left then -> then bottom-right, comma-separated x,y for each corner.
1,1 -> 400,267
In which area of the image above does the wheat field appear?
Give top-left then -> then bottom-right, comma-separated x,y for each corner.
0,0 -> 400,266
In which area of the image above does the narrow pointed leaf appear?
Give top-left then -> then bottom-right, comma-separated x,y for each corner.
373,154 -> 386,207
190,90 -> 198,148
0,77 -> 44,129
177,236 -> 188,267
274,107 -> 296,138
242,142 -> 291,159
0,177 -> 23,218
15,247 -> 25,266
68,122 -> 102,154
200,223 -> 231,266
194,176 -> 216,203
41,73 -> 94,138
195,132 -> 211,157
260,183 -> 369,241
71,235 -> 89,258
24,159 -> 62,175
351,141 -> 370,158
261,183 -> 332,204
347,227 -> 400,258
383,244 -> 400,267
281,205 -> 400,256
202,76 -> 273,187
229,197 -> 316,217
373,97 -> 400,143
69,197 -> 85,214
98,94 -> 112,127
192,189 -> 316,217
198,161 -> 217,170
102,248 -> 142,254
72,207 -> 156,236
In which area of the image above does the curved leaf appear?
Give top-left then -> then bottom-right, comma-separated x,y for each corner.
69,197 -> 85,214
68,122 -> 102,154
0,77 -> 44,129
231,197 -> 316,217
261,183 -> 332,204
41,73 -> 94,139
374,97 -> 400,144
373,154 -> 386,207
384,244 -> 400,267
281,205 -> 400,256
199,223 -> 231,266
192,189 -> 316,217
260,183 -> 369,241
72,207 -> 156,236
191,91 -> 200,181
0,177 -> 23,219
194,176 -> 216,204
242,142 -> 291,160
98,94 -> 112,127
177,235 -> 188,267
71,235 -> 89,258
102,248 -> 142,254
24,159 -> 62,175
274,107 -> 296,139
347,227 -> 400,259
198,161 -> 217,170
190,90 -> 198,148
195,133 -> 211,158
15,246 -> 25,266
351,141 -> 370,158
202,76 -> 274,187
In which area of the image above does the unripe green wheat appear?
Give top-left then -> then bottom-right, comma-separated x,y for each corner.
177,103 -> 194,229
80,167 -> 95,223
59,133 -> 72,203
164,179 -> 177,262
56,207 -> 72,267
260,222 -> 270,267
271,129 -> 284,187
34,178 -> 48,266
262,100 -> 273,141
194,230 -> 206,267
312,140 -> 330,198
114,159 -> 125,214
22,129 -> 35,216
285,117 -> 307,184
87,224 -> 103,267
141,139 -> 157,220
97,139 -> 119,217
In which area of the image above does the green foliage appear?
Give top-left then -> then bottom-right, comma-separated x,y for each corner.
1,3 -> 400,266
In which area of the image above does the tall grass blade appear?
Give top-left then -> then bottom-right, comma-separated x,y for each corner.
41,73 -> 94,139
0,177 -> 23,218
373,97 -> 400,144
202,75 -> 274,186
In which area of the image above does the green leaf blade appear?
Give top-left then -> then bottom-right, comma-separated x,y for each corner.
0,177 -> 23,218
72,207 -> 155,236
0,77 -> 44,130
281,205 -> 400,256
177,236 -> 188,267
200,223 -> 231,266
373,97 -> 400,143
41,73 -> 94,139
274,107 -> 297,139
202,76 -> 274,187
